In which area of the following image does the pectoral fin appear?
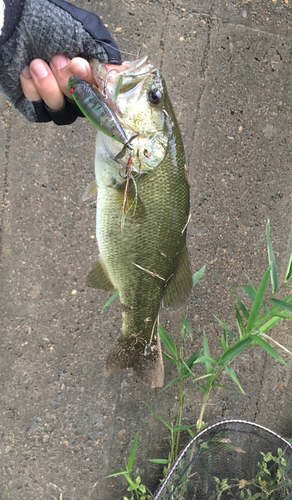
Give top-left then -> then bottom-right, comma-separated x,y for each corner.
85,255 -> 115,291
162,246 -> 192,310
82,180 -> 97,202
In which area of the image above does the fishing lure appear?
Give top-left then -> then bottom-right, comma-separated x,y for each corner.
68,75 -> 136,157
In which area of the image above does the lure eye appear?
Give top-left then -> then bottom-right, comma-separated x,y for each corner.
148,88 -> 162,104
70,87 -> 74,94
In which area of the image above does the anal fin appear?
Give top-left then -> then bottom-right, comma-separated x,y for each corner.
162,246 -> 192,310
85,255 -> 115,291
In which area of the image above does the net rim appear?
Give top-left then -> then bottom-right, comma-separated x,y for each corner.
152,418 -> 292,500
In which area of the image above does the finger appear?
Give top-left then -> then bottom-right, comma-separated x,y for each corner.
50,55 -> 94,98
28,59 -> 65,111
20,66 -> 41,102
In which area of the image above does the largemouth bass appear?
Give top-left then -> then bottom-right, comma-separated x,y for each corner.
69,57 -> 192,388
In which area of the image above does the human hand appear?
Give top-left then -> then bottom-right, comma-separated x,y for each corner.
20,55 -> 126,125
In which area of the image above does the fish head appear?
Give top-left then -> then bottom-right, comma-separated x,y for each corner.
93,56 -> 179,177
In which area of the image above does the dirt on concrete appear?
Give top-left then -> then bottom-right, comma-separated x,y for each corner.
1,1 -> 292,499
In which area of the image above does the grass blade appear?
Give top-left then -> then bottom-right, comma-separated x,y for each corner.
158,325 -> 177,358
270,298 -> 292,313
144,403 -> 172,431
261,333 -> 292,356
242,279 -> 257,301
127,432 -> 139,472
220,333 -> 228,351
193,355 -> 216,365
218,336 -> 254,365
266,219 -> 278,292
225,364 -> 245,394
203,333 -> 212,375
234,295 -> 250,320
148,459 -> 169,464
234,305 -> 245,338
193,265 -> 206,288
180,319 -> 192,341
106,470 -> 127,478
259,315 -> 283,333
255,336 -> 285,364
214,316 -> 235,338
161,377 -> 178,391
183,349 -> 203,371
101,291 -> 119,312
162,351 -> 178,366
246,266 -> 271,333
285,251 -> 292,282
254,293 -> 292,329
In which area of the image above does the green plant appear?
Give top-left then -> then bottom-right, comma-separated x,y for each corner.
107,220 -> 292,496
107,433 -> 151,500
150,221 -> 292,465
212,447 -> 292,499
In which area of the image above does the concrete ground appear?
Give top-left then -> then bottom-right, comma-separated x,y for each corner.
1,0 -> 292,498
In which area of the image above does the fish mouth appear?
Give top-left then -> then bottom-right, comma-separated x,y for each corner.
90,55 -> 154,104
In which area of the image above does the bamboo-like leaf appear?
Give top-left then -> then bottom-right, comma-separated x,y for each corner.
160,377 -> 178,391
213,383 -> 236,391
218,337 -> 254,365
185,350 -> 203,368
158,325 -> 178,358
270,298 -> 292,313
242,281 -> 257,301
180,319 -> 192,342
285,251 -> 292,282
127,432 -> 139,472
194,382 -> 207,393
107,470 -> 127,478
259,315 -> 283,333
193,265 -> 206,288
144,403 -> 172,430
256,336 -> 286,364
254,293 -> 292,329
148,459 -> 169,464
173,424 -> 197,432
220,334 -> 227,351
193,355 -> 216,365
214,316 -> 235,338
266,219 -> 278,292
274,312 -> 292,319
234,305 -> 245,338
234,295 -> 250,320
246,266 -> 271,334
162,352 -> 178,366
101,290 -> 119,312
225,365 -> 245,394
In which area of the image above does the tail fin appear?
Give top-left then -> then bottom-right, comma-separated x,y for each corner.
106,335 -> 164,388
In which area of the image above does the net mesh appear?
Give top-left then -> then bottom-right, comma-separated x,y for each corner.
152,419 -> 292,500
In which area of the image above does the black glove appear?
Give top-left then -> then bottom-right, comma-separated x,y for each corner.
0,0 -> 121,124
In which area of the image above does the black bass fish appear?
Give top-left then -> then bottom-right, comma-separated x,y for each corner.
69,56 -> 192,388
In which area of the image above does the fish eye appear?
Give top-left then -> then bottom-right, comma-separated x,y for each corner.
148,88 -> 162,104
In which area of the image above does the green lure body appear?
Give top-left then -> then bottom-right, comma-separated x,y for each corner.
68,75 -> 128,144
